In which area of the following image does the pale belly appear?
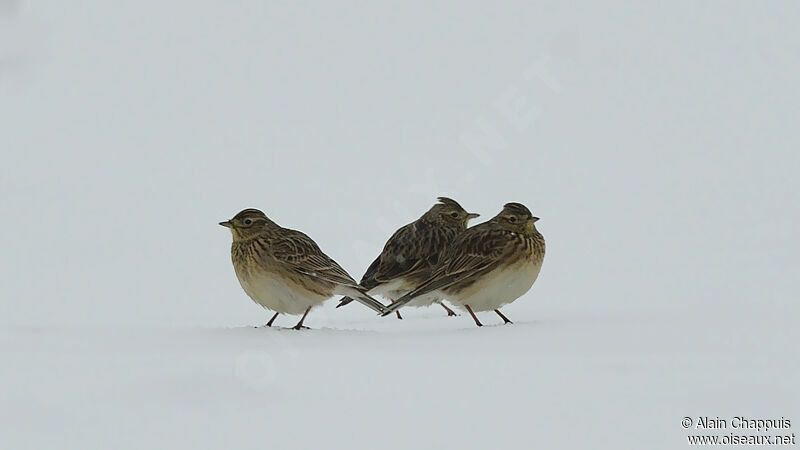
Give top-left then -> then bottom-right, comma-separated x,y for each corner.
236,268 -> 328,315
449,260 -> 542,312
371,279 -> 443,308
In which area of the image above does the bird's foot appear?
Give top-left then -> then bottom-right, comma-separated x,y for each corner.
465,305 -> 483,327
440,303 -> 458,317
494,309 -> 513,324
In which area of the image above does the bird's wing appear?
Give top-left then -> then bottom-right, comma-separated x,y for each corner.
272,229 -> 389,315
271,229 -> 360,288
382,226 -> 509,315
357,254 -> 385,290
338,223 -> 424,308
365,221 -> 454,287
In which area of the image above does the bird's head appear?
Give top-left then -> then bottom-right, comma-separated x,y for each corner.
427,197 -> 480,229
493,202 -> 539,234
219,208 -> 274,241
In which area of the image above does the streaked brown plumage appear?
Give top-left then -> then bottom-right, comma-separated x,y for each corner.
336,197 -> 479,319
382,202 -> 545,327
220,209 -> 389,329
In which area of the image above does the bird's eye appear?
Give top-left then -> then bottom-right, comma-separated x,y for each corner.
450,212 -> 460,218
508,216 -> 517,223
244,219 -> 253,225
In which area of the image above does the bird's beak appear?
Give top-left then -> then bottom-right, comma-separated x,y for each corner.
219,221 -> 232,228
467,212 -> 480,220
532,217 -> 540,223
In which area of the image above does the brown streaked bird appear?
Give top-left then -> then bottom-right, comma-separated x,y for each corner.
220,208 -> 390,329
382,202 -> 545,327
336,197 -> 480,319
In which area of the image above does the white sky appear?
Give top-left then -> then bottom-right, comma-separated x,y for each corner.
3,1 -> 797,327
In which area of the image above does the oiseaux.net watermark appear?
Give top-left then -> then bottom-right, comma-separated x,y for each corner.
683,416 -> 795,446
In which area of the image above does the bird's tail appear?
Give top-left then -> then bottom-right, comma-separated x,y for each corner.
335,297 -> 355,308
339,287 -> 389,315
382,292 -> 414,316
381,275 -> 448,316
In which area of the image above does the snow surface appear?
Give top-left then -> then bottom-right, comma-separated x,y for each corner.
1,1 -> 799,449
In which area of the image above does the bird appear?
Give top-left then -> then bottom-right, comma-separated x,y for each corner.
382,202 -> 545,327
336,197 -> 480,319
220,208 -> 390,329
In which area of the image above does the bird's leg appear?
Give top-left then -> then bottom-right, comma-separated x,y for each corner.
266,312 -> 279,327
494,309 -> 513,324
464,305 -> 483,327
439,303 -> 458,317
395,311 -> 403,320
291,307 -> 312,330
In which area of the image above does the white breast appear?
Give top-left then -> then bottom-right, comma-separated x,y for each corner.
236,269 -> 327,315
449,259 -> 543,312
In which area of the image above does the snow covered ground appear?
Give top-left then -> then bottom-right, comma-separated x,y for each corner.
4,308 -> 799,449
1,1 -> 798,449
4,309 -> 797,450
